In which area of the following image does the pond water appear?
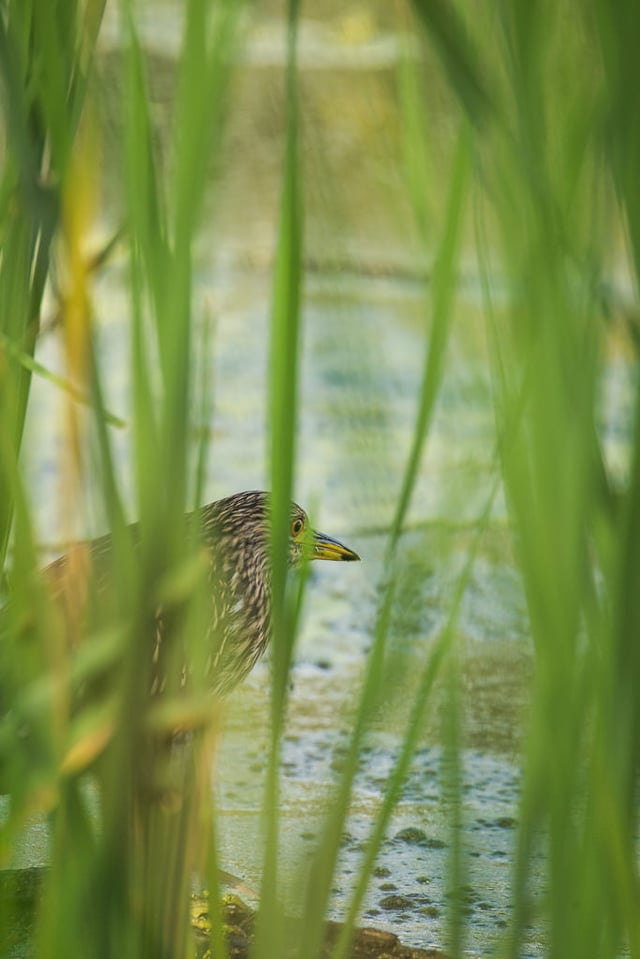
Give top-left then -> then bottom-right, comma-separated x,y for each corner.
17,263 -> 538,955
9,4 -> 635,956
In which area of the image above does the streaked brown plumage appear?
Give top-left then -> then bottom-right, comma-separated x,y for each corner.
46,489 -> 360,698
0,491 -> 358,808
187,490 -> 359,694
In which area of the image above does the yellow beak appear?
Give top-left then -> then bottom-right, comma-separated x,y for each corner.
312,530 -> 360,562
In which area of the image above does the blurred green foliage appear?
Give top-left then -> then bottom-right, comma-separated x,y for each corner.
0,1 -> 639,958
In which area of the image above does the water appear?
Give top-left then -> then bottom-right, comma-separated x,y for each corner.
16,254 -> 535,953
213,525 -> 535,954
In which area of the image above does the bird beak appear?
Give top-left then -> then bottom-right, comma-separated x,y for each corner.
312,530 -> 360,562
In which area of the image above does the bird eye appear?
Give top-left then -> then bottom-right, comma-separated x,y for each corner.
291,518 -> 304,536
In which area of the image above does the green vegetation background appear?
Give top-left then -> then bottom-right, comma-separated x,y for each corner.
0,1 -> 639,957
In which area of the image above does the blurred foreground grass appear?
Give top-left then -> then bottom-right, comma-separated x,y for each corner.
1,2 -> 640,958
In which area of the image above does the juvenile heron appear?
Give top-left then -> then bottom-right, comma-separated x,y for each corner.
0,491 -> 359,930
45,489 -> 360,699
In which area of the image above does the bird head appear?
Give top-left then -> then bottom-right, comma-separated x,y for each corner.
287,501 -> 360,568
207,491 -> 360,571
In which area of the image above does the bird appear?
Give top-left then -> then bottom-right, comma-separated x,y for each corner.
0,491 -> 360,947
44,489 -> 360,702
0,490 -> 359,793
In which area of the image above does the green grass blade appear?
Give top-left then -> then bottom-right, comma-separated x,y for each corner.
256,4 -> 303,958
0,331 -> 125,429
410,0 -> 493,126
387,122 -> 472,565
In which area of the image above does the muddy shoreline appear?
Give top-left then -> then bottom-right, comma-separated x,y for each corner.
0,867 -> 444,959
